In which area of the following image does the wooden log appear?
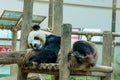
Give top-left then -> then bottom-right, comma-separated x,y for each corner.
111,0 -> 116,33
102,31 -> 113,80
22,64 -> 112,77
111,0 -> 116,80
0,76 -> 16,80
72,31 -> 120,37
20,0 -> 33,50
22,64 -> 113,73
71,72 -> 106,77
53,0 -> 63,36
0,24 -> 20,31
0,51 -> 113,75
1,25 -> 120,37
0,51 -> 26,64
59,24 -> 72,80
0,50 -> 42,64
10,64 -> 18,76
73,65 -> 113,73
12,31 -> 17,51
18,0 -> 33,79
10,30 -> 17,76
102,31 -> 112,66
72,31 -> 103,36
48,0 -> 53,30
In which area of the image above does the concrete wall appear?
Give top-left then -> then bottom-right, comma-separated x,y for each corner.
0,0 -> 120,32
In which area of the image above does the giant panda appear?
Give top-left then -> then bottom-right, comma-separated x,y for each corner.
26,25 -> 98,68
68,40 -> 98,69
26,25 -> 61,66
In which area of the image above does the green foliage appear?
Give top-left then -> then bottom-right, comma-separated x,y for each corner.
114,73 -> 120,80
70,76 -> 99,80
44,75 -> 100,80
44,75 -> 51,80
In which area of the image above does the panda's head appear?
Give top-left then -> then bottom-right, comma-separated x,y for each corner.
28,25 -> 46,50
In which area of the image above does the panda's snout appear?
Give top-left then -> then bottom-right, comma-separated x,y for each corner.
33,43 -> 41,49
34,43 -> 37,47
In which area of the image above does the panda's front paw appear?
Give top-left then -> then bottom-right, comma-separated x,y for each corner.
25,60 -> 32,67
25,60 -> 38,67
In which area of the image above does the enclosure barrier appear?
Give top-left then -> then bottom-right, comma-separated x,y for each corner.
1,24 -> 120,80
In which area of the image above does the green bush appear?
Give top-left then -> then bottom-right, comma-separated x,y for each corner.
44,75 -> 100,80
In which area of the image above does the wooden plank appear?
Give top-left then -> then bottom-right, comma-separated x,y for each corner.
53,0 -> 63,36
59,24 -> 72,80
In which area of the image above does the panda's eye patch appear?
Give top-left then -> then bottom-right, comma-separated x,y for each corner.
34,36 -> 40,40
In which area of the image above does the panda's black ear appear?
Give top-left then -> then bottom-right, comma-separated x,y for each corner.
32,25 -> 40,31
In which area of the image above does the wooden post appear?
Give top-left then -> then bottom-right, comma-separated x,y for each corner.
10,31 -> 17,76
18,0 -> 33,80
20,0 -> 33,50
111,0 -> 116,79
59,24 -> 72,80
111,0 -> 116,33
12,31 -> 17,51
48,0 -> 53,30
111,40 -> 115,80
53,0 -> 63,36
101,31 -> 112,80
51,75 -> 59,80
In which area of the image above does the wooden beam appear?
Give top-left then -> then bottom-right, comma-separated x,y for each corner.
111,0 -> 117,79
0,76 -> 16,80
102,31 -> 113,80
1,25 -> 120,37
22,63 -> 113,73
111,0 -> 117,33
73,65 -> 113,73
0,51 -> 113,73
11,31 -> 17,77
0,50 -> 45,64
20,0 -> 33,50
48,0 -> 53,30
46,4 -> 53,75
18,0 -> 33,79
12,31 -> 17,51
23,64 -> 112,76
0,51 -> 26,64
53,0 -> 63,36
102,31 -> 112,66
59,24 -> 72,80
0,24 -> 20,30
